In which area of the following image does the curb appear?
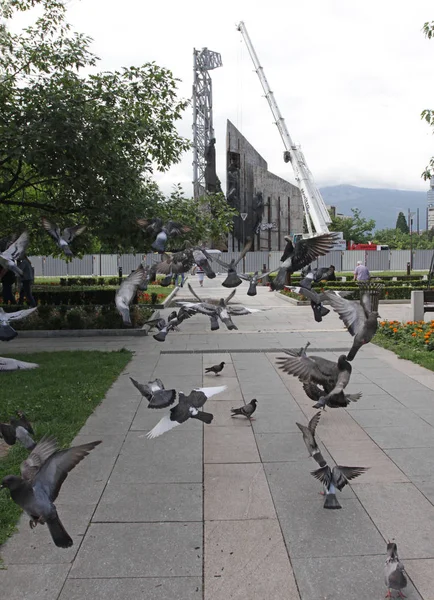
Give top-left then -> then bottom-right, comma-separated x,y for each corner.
276,292 -> 410,306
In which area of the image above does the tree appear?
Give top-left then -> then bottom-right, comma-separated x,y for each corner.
395,211 -> 409,234
422,21 -> 434,179
329,208 -> 375,243
0,0 -> 190,251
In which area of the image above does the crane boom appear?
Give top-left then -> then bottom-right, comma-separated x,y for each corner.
237,21 -> 331,236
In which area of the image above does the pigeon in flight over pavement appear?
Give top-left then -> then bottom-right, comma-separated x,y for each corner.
0,306 -> 38,342
303,380 -> 362,408
0,231 -> 29,276
231,399 -> 257,420
137,218 -> 191,252
129,377 -> 176,408
215,239 -> 252,288
115,265 -> 147,326
145,306 -> 196,342
41,217 -> 86,257
0,437 -> 101,547
323,291 -> 379,361
239,270 -> 272,296
0,411 -> 36,450
296,411 -> 326,466
192,247 -> 216,279
205,362 -> 225,376
311,462 -> 369,509
313,355 -> 353,409
146,386 -> 227,439
384,541 -> 407,599
286,272 -> 330,323
272,233 -> 338,290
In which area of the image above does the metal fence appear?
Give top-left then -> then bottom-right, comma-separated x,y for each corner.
28,249 -> 434,277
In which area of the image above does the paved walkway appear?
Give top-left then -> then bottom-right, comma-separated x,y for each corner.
1,277 -> 434,599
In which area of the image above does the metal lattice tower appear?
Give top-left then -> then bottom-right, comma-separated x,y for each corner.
192,48 -> 222,200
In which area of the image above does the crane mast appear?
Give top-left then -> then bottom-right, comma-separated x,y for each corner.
236,21 -> 332,237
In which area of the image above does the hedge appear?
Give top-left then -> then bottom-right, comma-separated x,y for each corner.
1,288 -> 170,306
281,286 -> 428,301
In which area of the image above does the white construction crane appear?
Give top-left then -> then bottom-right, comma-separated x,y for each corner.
237,21 -> 333,240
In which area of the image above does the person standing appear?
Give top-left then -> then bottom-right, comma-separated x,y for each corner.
354,261 -> 370,282
196,265 -> 205,287
18,255 -> 37,307
174,272 -> 185,287
0,268 -> 16,304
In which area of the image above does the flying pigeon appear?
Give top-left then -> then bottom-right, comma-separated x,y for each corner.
152,245 -> 198,277
146,386 -> 227,439
0,437 -> 101,547
192,248 -> 216,279
323,291 -> 380,361
115,265 -> 147,326
231,398 -> 258,420
209,314 -> 220,331
301,265 -> 336,282
311,462 -> 369,509
313,355 -> 352,409
239,270 -> 272,296
303,380 -> 362,407
0,231 -> 29,276
286,273 -> 330,323
144,306 -> 196,342
215,239 -> 252,288
0,411 -> 36,450
137,218 -> 191,252
41,217 -> 86,257
0,306 -> 38,342
384,541 -> 407,599
205,362 -> 225,376
272,233 -> 338,290
296,412 -> 326,466
0,357 -> 39,371
129,377 -> 176,408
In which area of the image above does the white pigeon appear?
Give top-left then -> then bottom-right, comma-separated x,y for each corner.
0,357 -> 39,371
0,231 -> 29,276
115,265 -> 147,326
41,217 -> 86,257
0,307 -> 38,341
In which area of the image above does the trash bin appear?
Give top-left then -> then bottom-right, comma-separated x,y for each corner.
358,282 -> 384,312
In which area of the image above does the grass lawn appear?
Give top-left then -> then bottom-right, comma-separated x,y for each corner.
0,349 -> 132,548
374,336 -> 434,371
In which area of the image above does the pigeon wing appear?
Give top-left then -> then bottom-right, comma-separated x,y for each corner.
62,224 -> 86,243
291,233 -> 338,272
115,266 -> 146,307
360,292 -> 372,316
187,283 -> 203,303
20,436 -> 58,482
323,292 -> 366,336
310,465 -> 333,487
224,289 -> 237,304
1,231 -> 29,260
148,389 -> 177,409
280,237 -> 294,262
333,466 -> 369,491
41,218 -> 61,243
166,221 -> 191,237
276,354 -> 330,382
232,238 -> 253,267
302,380 -> 322,402
308,411 -> 322,435
146,415 -> 181,439
129,377 -> 153,400
3,307 -> 38,322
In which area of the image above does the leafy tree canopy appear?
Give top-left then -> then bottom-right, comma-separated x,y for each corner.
329,208 -> 376,243
0,0 -> 190,250
395,211 -> 409,234
372,227 -> 434,249
422,21 -> 434,179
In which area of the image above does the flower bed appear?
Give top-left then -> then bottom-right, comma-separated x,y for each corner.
376,320 -> 434,351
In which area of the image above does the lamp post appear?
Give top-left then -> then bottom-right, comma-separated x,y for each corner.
409,212 -> 416,270
240,212 -> 248,273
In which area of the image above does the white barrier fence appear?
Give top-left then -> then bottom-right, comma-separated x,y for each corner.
29,250 -> 434,278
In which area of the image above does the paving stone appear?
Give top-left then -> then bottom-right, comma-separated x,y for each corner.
204,520 -> 300,600
365,425 -> 434,449
205,463 -> 275,520
70,522 -> 202,578
256,431 -> 328,463
206,400 -> 252,427
94,482 -> 202,522
0,564 -> 70,600
385,447 -> 434,480
204,427 -> 260,463
414,408 -> 434,427
376,378 -> 431,394
355,483 -> 434,559
405,559 -> 434,600
250,406 -> 306,434
349,408 -> 425,429
59,577 -> 202,600
345,393 -> 403,411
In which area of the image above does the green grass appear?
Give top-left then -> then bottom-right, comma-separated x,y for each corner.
374,336 -> 434,371
0,349 -> 132,548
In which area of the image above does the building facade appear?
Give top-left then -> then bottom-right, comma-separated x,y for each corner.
226,120 -> 304,251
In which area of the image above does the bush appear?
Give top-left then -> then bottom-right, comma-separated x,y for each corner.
376,320 -> 434,351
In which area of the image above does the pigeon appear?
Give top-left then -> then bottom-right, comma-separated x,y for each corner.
145,306 -> 195,342
286,273 -> 330,323
209,314 -> 220,331
41,217 -> 86,257
215,239 -> 252,288
313,355 -> 353,409
0,437 -> 101,547
323,291 -> 380,361
137,218 -> 191,252
296,412 -> 326,466
0,306 -> 38,341
153,245 -> 197,277
231,398 -> 257,419
115,265 -> 147,326
239,270 -> 272,296
301,265 -> 336,283
303,380 -> 362,407
146,386 -> 227,439
272,233 -> 338,290
129,377 -> 176,408
0,357 -> 39,371
192,248 -> 216,279
384,541 -> 407,599
205,362 -> 225,376
311,462 -> 369,509
0,411 -> 36,450
0,231 -> 29,276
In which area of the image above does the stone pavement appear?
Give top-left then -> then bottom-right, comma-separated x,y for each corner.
1,277 -> 434,599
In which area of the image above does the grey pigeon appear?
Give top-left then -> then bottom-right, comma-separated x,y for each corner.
145,306 -> 195,342
153,245 -> 196,276
137,218 -> 191,252
296,411 -> 326,466
147,386 -> 227,439
209,314 -> 220,331
0,231 -> 29,276
192,248 -> 216,279
286,273 -> 330,323
239,270 -> 272,296
323,291 -> 379,361
129,377 -> 176,408
313,355 -> 352,409
0,411 -> 36,450
41,217 -> 86,257
115,265 -> 147,326
272,233 -> 338,290
311,462 -> 369,509
0,306 -> 38,342
303,380 -> 362,407
0,437 -> 101,547
384,541 -> 407,599
231,398 -> 257,419
0,357 -> 39,371
205,362 -> 225,376
215,239 -> 252,288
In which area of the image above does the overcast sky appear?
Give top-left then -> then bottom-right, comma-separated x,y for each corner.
12,0 -> 434,195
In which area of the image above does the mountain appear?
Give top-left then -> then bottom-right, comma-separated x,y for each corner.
320,185 -> 428,230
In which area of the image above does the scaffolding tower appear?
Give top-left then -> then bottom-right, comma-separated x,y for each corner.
192,48 -> 222,200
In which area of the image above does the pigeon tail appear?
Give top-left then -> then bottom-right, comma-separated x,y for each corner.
273,268 -> 287,290
221,272 -> 243,288
0,324 -> 18,342
230,407 -> 243,416
247,282 -> 257,296
62,246 -> 73,257
320,306 -> 330,317
191,410 -> 214,425
153,330 -> 168,342
312,397 -> 326,409
323,493 -> 342,509
47,516 -> 73,548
